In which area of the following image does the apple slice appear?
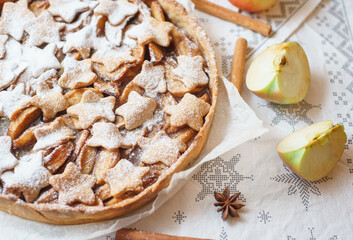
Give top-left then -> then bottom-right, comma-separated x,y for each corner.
277,120 -> 347,181
246,42 -> 310,104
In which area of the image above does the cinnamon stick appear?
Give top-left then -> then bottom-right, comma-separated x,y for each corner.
115,229 -> 213,240
191,0 -> 271,37
230,38 -> 247,94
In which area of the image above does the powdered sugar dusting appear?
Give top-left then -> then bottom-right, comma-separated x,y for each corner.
30,83 -> 69,120
67,91 -> 116,129
59,56 -> 96,89
29,69 -> 58,95
138,131 -> 187,166
128,17 -> 173,47
49,162 -> 96,205
0,136 -> 18,174
105,19 -> 127,46
133,61 -> 167,98
1,151 -> 51,202
91,45 -> 135,72
48,0 -> 90,23
63,25 -> 95,58
0,0 -> 36,41
94,0 -> 138,26
86,122 -> 130,150
22,43 -> 61,78
33,118 -> 75,150
143,109 -> 165,132
164,93 -> 210,131
0,39 -> 28,90
102,159 -> 149,198
0,83 -> 31,119
0,35 -> 9,59
172,55 -> 209,89
25,11 -> 65,47
116,91 -> 157,130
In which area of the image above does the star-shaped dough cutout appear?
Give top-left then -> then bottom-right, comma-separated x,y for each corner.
92,47 -> 136,73
0,39 -> 27,91
0,60 -> 27,91
3,38 -> 23,60
0,136 -> 18,175
67,91 -> 116,129
164,93 -> 210,131
64,9 -> 92,33
0,35 -> 9,59
48,0 -> 90,23
25,10 -> 65,47
49,162 -> 96,205
105,20 -> 126,46
63,26 -> 95,59
86,122 -> 131,150
128,17 -> 173,47
1,151 -> 52,203
137,131 -> 187,166
94,0 -> 137,25
22,43 -> 61,78
102,159 -> 149,198
132,60 -> 167,98
33,117 -> 75,150
0,83 -> 31,120
59,57 -> 97,89
30,83 -> 69,120
115,91 -> 156,130
172,55 -> 208,90
0,0 -> 36,41
28,69 -> 58,95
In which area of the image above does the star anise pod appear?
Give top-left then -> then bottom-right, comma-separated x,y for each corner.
214,187 -> 245,221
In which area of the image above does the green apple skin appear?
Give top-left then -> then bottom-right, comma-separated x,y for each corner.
228,0 -> 278,12
246,42 -> 310,104
277,123 -> 347,181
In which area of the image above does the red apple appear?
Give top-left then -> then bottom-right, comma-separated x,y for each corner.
228,0 -> 278,12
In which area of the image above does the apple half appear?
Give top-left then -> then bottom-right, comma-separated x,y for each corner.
276,121 -> 347,181
246,42 -> 310,104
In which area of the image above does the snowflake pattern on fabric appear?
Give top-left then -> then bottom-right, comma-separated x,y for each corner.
310,0 -> 353,79
192,155 -> 253,202
271,164 -> 332,211
172,210 -> 186,224
287,227 -> 338,240
332,92 -> 353,135
258,100 -> 321,131
219,227 -> 228,240
347,81 -> 353,94
257,210 -> 271,224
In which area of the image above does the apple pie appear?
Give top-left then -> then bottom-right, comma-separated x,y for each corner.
0,0 -> 218,224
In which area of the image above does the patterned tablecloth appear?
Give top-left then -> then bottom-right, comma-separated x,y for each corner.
101,0 -> 353,239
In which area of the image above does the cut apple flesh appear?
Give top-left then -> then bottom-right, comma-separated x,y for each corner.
277,121 -> 347,181
277,121 -> 333,152
246,42 -> 310,104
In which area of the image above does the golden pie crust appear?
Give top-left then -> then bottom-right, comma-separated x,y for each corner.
0,0 -> 218,224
